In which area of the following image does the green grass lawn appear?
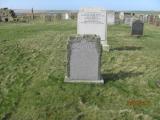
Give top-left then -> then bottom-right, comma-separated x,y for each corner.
0,21 -> 160,120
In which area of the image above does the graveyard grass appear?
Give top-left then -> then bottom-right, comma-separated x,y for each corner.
0,21 -> 160,120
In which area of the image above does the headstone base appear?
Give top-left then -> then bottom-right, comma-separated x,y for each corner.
131,35 -> 143,38
64,76 -> 104,84
101,41 -> 109,51
102,44 -> 110,51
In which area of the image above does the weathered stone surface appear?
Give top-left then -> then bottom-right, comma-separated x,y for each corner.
124,17 -> 132,25
149,15 -> 154,24
107,11 -> 115,25
132,20 -> 144,36
65,34 -> 104,84
155,19 -> 160,27
154,16 -> 160,26
139,15 -> 144,22
77,8 -> 109,51
115,12 -> 120,24
0,8 -> 16,22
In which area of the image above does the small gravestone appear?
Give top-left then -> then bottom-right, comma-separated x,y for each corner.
77,8 -> 109,51
143,15 -> 148,23
107,11 -> 115,25
131,20 -> 144,36
129,17 -> 134,27
147,15 -> 150,23
156,19 -> 160,27
149,15 -> 154,24
154,16 -> 159,26
65,35 -> 104,84
139,15 -> 144,22
119,12 -> 124,22
115,12 -> 120,24
64,13 -> 69,20
124,17 -> 131,25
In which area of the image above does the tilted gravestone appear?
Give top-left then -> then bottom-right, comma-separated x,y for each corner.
65,35 -> 104,84
131,20 -> 144,36
77,8 -> 109,51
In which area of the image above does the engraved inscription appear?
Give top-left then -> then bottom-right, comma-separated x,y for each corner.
80,12 -> 105,24
72,42 -> 96,49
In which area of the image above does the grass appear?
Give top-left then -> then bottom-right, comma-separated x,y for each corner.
0,21 -> 160,120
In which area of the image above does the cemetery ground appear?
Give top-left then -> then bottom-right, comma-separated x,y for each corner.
0,21 -> 160,120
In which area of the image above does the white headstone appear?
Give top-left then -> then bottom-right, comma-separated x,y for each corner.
119,12 -> 124,20
143,15 -> 148,22
65,13 -> 69,20
125,17 -> 136,27
124,17 -> 130,25
77,8 -> 109,51
107,11 -> 115,25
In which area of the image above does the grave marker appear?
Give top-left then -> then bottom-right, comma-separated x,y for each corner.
65,35 -> 104,84
132,20 -> 144,36
77,8 -> 109,51
107,11 -> 115,25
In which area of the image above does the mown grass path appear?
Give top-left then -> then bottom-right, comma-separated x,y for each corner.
0,21 -> 160,120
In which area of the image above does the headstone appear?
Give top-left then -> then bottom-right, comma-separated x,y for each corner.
77,8 -> 109,51
115,12 -> 120,24
124,12 -> 132,25
129,17 -> 134,26
155,18 -> 160,27
124,12 -> 132,20
143,15 -> 148,23
124,17 -> 131,25
154,16 -> 159,25
149,15 -> 154,24
125,16 -> 137,27
65,35 -> 104,84
119,12 -> 124,22
139,15 -> 144,22
65,13 -> 69,20
131,20 -> 144,36
107,11 -> 115,25
147,15 -> 150,23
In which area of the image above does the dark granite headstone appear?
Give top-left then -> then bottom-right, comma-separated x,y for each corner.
132,20 -> 144,36
65,34 -> 104,84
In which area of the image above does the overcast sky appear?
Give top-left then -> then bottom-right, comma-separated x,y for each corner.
0,0 -> 160,10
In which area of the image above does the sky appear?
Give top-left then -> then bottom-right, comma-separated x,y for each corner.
0,0 -> 160,11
